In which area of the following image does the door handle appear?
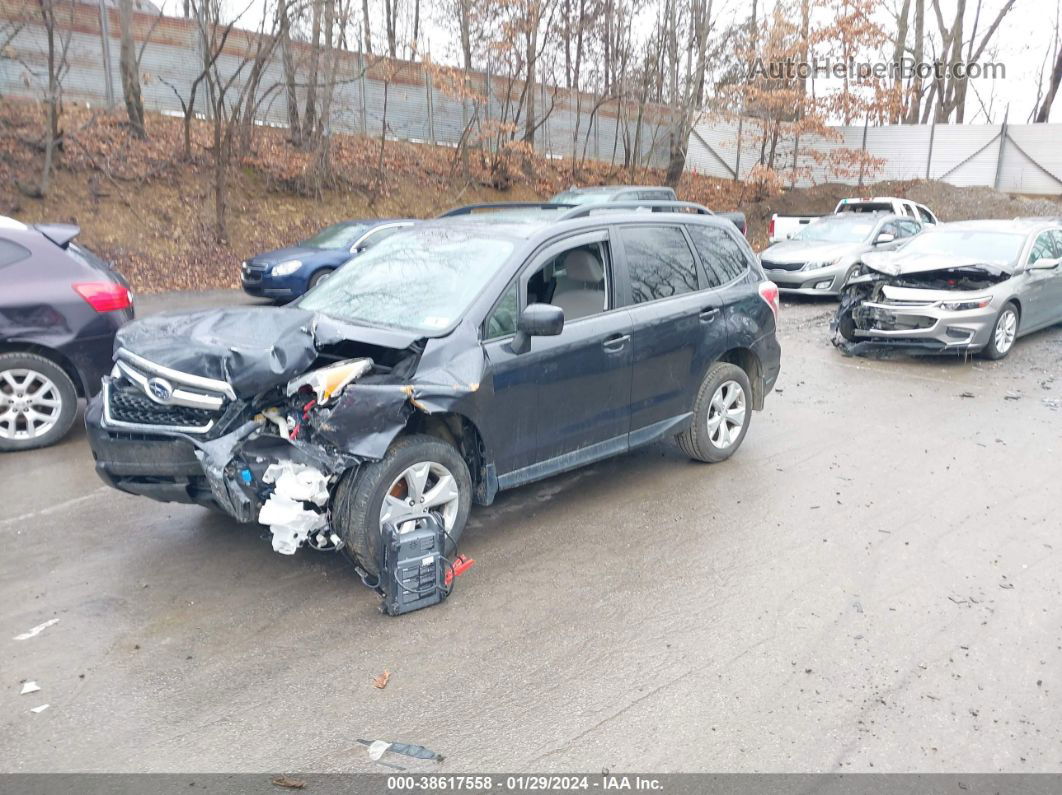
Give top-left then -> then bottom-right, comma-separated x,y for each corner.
699,307 -> 719,322
602,333 -> 630,352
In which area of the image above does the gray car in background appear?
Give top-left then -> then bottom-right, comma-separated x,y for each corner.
833,219 -> 1062,359
760,213 -> 923,296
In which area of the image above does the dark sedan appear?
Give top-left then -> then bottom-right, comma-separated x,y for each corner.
241,219 -> 415,301
0,216 -> 134,451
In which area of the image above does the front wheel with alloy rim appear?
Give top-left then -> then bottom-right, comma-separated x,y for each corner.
983,302 -> 1019,360
307,268 -> 334,290
676,362 -> 753,463
332,434 -> 472,577
0,352 -> 78,452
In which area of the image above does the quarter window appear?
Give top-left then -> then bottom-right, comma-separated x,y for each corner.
917,206 -> 935,224
686,225 -> 750,287
620,226 -> 699,303
0,238 -> 31,269
486,281 -> 519,339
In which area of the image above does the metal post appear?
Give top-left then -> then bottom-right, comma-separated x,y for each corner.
358,52 -> 368,136
993,105 -> 1009,191
97,0 -> 116,108
425,67 -> 436,145
857,112 -> 870,187
734,116 -> 743,182
925,120 -> 936,179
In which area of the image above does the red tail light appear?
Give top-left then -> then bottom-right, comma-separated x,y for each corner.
73,282 -> 131,312
759,281 -> 779,320
768,216 -> 775,239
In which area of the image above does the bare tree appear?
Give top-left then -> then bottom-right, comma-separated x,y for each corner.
1034,5 -> 1062,122
29,0 -> 75,198
118,0 -> 146,138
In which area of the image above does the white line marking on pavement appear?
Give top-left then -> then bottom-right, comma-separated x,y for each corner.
0,487 -> 109,528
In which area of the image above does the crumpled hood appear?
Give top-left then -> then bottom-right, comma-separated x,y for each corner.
115,306 -> 427,399
861,250 -> 1014,278
760,239 -> 860,265
116,306 -> 320,398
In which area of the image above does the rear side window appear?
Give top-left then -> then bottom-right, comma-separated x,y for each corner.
686,225 -> 749,287
619,226 -> 699,303
917,206 -> 935,224
0,238 -> 31,269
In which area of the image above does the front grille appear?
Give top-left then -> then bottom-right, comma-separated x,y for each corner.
762,260 -> 805,272
104,349 -> 234,433
108,384 -> 216,428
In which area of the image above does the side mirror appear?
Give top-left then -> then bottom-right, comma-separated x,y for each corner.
874,232 -> 896,246
510,303 -> 564,354
1029,256 -> 1062,270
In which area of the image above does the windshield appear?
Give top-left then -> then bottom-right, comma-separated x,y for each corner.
297,227 -> 515,333
301,223 -> 371,250
795,219 -> 875,243
896,230 -> 1026,265
550,191 -> 611,206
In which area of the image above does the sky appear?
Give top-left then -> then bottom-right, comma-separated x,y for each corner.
153,0 -> 1060,125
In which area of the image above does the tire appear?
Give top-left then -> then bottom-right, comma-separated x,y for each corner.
676,362 -> 752,463
332,434 -> 472,577
307,268 -> 334,290
982,301 -> 1019,360
0,352 -> 79,452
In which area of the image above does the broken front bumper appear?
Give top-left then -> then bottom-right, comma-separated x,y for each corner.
86,396 -> 219,508
846,300 -> 997,351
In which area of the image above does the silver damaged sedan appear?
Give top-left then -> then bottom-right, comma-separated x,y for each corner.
760,213 -> 923,296
832,219 -> 1062,359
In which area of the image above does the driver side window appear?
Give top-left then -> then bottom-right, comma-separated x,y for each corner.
1028,232 -> 1056,265
485,241 -> 610,339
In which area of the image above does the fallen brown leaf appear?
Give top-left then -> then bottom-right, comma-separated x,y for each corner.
372,670 -> 391,689
271,774 -> 306,789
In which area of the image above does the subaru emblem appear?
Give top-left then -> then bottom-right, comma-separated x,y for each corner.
146,377 -> 173,404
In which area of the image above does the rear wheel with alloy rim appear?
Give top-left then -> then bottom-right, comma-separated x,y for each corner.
0,353 -> 78,452
333,434 -> 472,577
677,362 -> 753,463
983,302 -> 1019,360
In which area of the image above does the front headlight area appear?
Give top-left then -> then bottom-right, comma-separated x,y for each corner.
271,259 -> 303,277
803,259 -> 841,271
939,296 -> 991,311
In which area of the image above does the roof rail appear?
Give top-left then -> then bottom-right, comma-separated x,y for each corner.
436,202 -> 575,217
558,200 -> 714,219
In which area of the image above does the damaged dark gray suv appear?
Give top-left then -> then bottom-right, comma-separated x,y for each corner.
86,203 -> 781,575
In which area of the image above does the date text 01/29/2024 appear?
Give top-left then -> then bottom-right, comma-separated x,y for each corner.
386,775 -> 664,791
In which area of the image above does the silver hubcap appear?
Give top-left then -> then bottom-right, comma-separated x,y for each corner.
379,461 -> 461,533
994,309 -> 1017,353
0,369 -> 63,440
707,380 -> 746,449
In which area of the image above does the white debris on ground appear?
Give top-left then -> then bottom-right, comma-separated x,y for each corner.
20,681 -> 41,695
13,618 -> 60,641
258,462 -> 331,555
30,705 -> 49,714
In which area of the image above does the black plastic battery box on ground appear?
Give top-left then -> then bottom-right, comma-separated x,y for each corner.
377,515 -> 450,616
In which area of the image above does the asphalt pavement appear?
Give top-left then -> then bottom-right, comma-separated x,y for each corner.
1,290 -> 1060,773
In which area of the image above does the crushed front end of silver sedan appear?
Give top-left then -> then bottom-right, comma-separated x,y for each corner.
831,258 -> 1014,356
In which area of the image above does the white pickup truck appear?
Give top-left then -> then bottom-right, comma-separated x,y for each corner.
768,197 -> 939,243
